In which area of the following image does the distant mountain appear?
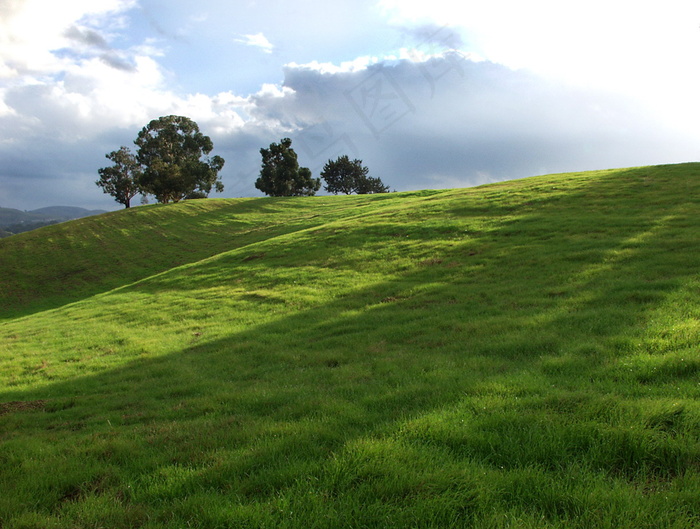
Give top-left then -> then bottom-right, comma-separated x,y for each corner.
29,206 -> 107,219
0,206 -> 108,238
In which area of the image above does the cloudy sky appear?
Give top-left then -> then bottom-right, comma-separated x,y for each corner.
1,0 -> 699,210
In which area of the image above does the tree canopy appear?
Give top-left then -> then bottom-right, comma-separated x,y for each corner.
96,146 -> 143,208
255,138 -> 320,197
320,156 -> 390,194
134,115 -> 224,203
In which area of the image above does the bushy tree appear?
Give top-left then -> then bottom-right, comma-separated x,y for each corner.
134,115 -> 224,203
320,155 -> 389,194
255,138 -> 320,196
355,175 -> 391,194
320,155 -> 362,195
96,146 -> 143,208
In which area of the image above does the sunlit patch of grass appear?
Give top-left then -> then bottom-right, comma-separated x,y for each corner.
1,163 -> 700,527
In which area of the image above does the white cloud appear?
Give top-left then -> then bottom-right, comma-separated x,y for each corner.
234,33 -> 275,54
286,47 -> 483,76
0,0 -> 173,136
378,1 -> 700,87
286,56 -> 382,75
0,0 -> 138,78
378,0 -> 700,140
0,0 -> 260,144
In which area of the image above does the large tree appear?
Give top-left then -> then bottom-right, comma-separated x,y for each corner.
320,155 -> 390,195
96,146 -> 143,208
134,115 -> 224,203
255,138 -> 320,197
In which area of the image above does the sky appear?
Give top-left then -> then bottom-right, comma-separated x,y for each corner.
1,0 -> 699,211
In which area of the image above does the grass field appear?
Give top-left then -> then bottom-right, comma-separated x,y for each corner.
1,163 -> 700,528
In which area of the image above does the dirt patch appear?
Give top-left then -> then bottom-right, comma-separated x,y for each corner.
381,296 -> 403,303
242,253 -> 266,262
0,400 -> 46,415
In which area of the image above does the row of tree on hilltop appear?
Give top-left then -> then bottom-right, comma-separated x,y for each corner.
97,115 -> 390,208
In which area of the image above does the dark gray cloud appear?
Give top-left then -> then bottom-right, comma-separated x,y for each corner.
64,25 -> 111,49
98,53 -> 136,72
1,53 -> 696,210
268,55 -> 696,191
191,54 -> 698,202
398,24 -> 466,52
62,25 -> 136,72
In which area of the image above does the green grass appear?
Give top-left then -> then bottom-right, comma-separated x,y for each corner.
1,163 -> 700,528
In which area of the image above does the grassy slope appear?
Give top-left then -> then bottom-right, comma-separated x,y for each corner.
0,194 -> 407,319
1,163 -> 700,528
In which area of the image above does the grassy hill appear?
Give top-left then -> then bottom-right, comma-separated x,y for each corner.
1,163 -> 699,528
